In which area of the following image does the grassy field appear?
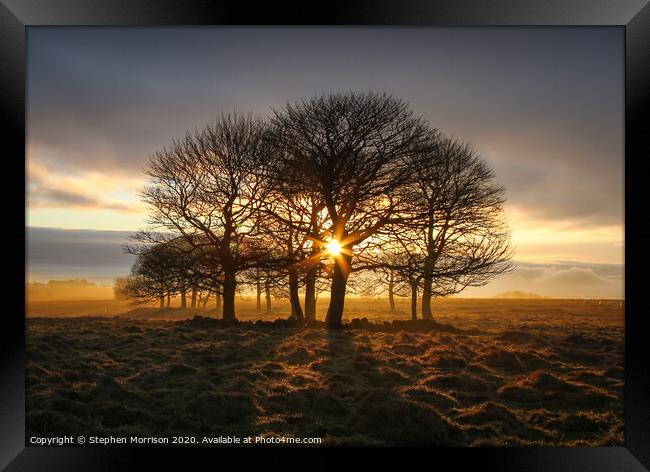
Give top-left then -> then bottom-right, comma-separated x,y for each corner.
26,298 -> 624,446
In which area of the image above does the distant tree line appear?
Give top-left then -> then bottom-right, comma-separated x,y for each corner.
115,92 -> 513,328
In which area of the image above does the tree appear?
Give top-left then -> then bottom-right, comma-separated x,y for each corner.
125,234 -> 211,309
113,277 -> 130,301
259,268 -> 284,314
121,243 -> 181,308
370,240 -> 424,320
257,182 -> 330,321
139,114 -> 271,321
399,136 -> 514,320
361,252 -> 409,314
268,92 -> 434,328
257,199 -> 308,320
128,93 -> 512,327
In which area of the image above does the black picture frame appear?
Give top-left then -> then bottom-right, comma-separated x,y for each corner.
2,1 -> 648,469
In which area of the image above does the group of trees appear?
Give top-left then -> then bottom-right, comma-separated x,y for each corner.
116,92 -> 513,328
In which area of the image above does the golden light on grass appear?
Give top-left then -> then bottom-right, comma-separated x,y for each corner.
326,239 -> 342,257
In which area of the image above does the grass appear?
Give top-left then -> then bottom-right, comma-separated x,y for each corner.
26,298 -> 624,446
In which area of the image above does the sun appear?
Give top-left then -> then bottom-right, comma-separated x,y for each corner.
326,239 -> 342,257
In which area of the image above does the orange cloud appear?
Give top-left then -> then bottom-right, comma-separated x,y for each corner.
27,159 -> 145,214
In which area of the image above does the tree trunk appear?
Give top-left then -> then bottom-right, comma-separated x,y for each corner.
410,281 -> 418,321
215,291 -> 221,308
388,272 -> 395,312
421,275 -> 434,320
159,295 -> 165,310
256,276 -> 262,313
191,287 -> 197,309
326,254 -> 351,329
289,270 -> 304,320
304,266 -> 317,321
222,270 -> 236,321
166,292 -> 171,308
265,280 -> 272,313
180,290 -> 187,308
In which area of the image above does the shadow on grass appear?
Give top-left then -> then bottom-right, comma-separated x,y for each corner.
306,329 -> 465,446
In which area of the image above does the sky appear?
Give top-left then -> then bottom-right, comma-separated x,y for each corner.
26,27 -> 624,298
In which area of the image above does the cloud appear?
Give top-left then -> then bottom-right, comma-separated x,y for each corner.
539,267 -> 614,286
490,155 -> 623,227
33,187 -> 98,207
463,261 -> 623,299
29,183 -> 136,213
27,161 -> 141,213
27,227 -> 136,283
26,27 -> 623,228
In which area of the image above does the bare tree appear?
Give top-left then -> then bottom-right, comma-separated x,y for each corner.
257,183 -> 330,321
398,136 -> 514,320
261,203 -> 308,320
138,114 -> 271,321
268,92 -> 433,328
239,267 -> 278,315
260,133 -> 331,321
362,255 -> 408,314
126,93 -> 512,328
369,241 -> 424,320
113,277 -> 130,301
120,243 -> 181,309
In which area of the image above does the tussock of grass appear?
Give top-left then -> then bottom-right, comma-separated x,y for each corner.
563,333 -> 604,349
497,330 -> 539,345
522,370 -> 582,392
352,390 -> 463,446
456,401 -> 521,424
477,348 -> 524,372
498,370 -> 616,411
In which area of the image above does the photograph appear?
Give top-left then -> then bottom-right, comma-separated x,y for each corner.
25,26 -> 624,447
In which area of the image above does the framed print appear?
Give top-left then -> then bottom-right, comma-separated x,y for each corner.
1,0 -> 649,470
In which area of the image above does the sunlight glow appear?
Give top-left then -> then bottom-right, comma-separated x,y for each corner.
326,239 -> 342,257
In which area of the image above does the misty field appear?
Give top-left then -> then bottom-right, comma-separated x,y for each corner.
26,298 -> 624,446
